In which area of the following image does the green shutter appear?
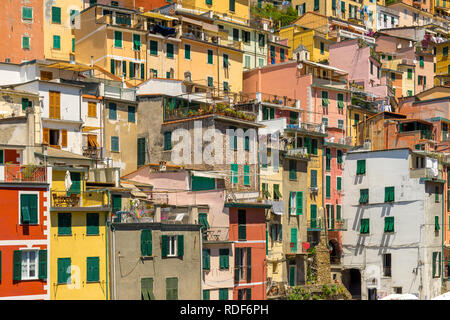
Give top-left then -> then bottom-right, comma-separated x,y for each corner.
235,248 -> 240,282
385,187 -> 394,202
203,290 -> 210,300
310,205 -> 317,228
164,131 -> 172,150
68,172 -> 81,195
166,277 -> 178,300
58,213 -> 71,235
52,7 -> 61,23
432,252 -> 437,276
314,0 -> 319,10
133,34 -> 141,50
137,137 -> 146,166
177,235 -> 184,257
244,136 -> 250,151
357,160 -> 366,174
13,250 -> 22,281
290,228 -> 297,252
231,164 -> 238,184
114,31 -> 122,48
20,194 -> 31,224
296,192 -> 303,215
111,59 -> 115,75
244,165 -> 250,186
326,175 -> 331,198
203,249 -> 210,270
326,148 -> 331,171
229,0 -> 235,11
384,217 -> 394,232
337,150 -> 343,163
219,249 -> 229,269
337,177 -> 342,191
322,91 -> 329,106
86,257 -> 99,282
57,258 -> 71,284
219,288 -> 228,300
311,170 -> 317,187
263,107 -> 268,120
141,229 -> 152,256
360,219 -> 369,234
150,40 -> 158,55
86,213 -> 99,235
312,139 -> 318,155
161,235 -> 168,258
129,62 -> 135,78
407,69 -> 412,79
141,278 -> 154,300
246,247 -> 251,282
192,176 -> 215,191
289,266 -> 295,286
53,35 -> 60,49
359,189 -> 369,204
185,44 -> 191,59
207,50 -> 213,64
128,106 -> 136,122
435,216 -> 440,231
270,108 -> 275,119
23,37 -> 30,49
289,160 -> 297,180
336,205 -> 341,220
246,288 -> 252,300
141,64 -> 145,79
167,43 -> 174,58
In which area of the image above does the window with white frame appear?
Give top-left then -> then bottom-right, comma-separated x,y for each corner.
168,235 -> 177,257
21,250 -> 38,280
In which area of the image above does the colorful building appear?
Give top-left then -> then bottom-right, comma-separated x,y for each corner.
49,163 -> 111,300
227,202 -> 270,300
0,163 -> 51,300
268,38 -> 290,65
177,0 -> 251,25
435,40 -> 450,86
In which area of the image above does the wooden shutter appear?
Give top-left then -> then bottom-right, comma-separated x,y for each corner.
20,194 -> 31,224
177,235 -> 184,257
13,250 -> 22,281
246,247 -> 251,283
38,250 -> 47,279
54,92 -> 60,119
296,192 -> 303,215
87,213 -> 99,235
61,129 -> 67,147
203,249 -> 210,270
326,175 -> 331,198
28,194 -> 38,224
129,62 -> 134,78
289,266 -> 295,286
87,257 -> 99,282
246,288 -> 251,300
432,252 -> 437,276
290,228 -> 297,252
141,63 -> 145,80
111,59 -> 115,75
140,229 -> 152,256
234,247 -> 240,282
244,165 -> 250,185
137,137 -> 146,166
161,235 -> 168,258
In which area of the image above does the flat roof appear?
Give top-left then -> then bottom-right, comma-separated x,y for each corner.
224,202 -> 272,209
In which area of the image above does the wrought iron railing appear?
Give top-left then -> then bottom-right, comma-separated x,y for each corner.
51,189 -> 109,208
1,165 -> 47,183
203,227 -> 229,242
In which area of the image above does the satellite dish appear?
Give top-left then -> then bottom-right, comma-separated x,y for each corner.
297,63 -> 303,69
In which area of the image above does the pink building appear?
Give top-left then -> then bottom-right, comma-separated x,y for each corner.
329,39 -> 389,99
243,60 -> 349,130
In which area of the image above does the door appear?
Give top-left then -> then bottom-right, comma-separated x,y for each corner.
289,265 -> 296,286
310,204 -> 317,228
368,288 -> 377,300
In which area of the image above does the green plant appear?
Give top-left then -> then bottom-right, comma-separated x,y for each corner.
312,294 -> 321,300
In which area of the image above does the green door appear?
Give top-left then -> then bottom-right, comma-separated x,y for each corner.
112,195 -> 122,213
310,204 -> 317,228
289,266 -> 295,286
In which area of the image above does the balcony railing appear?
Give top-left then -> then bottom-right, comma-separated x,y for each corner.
286,147 -> 309,159
0,165 -> 47,183
51,189 -> 110,208
203,227 -> 229,242
82,147 -> 102,160
313,76 -> 348,89
261,93 -> 297,108
104,85 -> 136,101
328,218 -> 348,231
308,218 -> 323,231
442,131 -> 449,141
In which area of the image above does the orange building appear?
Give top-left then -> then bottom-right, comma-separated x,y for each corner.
0,0 -> 44,64
227,203 -> 269,300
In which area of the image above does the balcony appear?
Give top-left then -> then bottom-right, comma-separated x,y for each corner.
261,93 -> 298,108
286,147 -> 310,160
148,23 -> 177,37
51,189 -> 110,208
328,218 -> 348,231
410,167 -> 442,180
203,227 -> 230,242
103,85 -> 136,101
307,218 -> 323,231
82,147 -> 102,160
312,76 -> 348,90
0,165 -> 48,183
286,122 -> 325,134
442,131 -> 449,141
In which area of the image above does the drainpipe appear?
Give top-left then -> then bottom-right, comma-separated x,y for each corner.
442,179 -> 445,287
200,226 -> 203,299
105,211 -> 109,300
112,222 -> 117,300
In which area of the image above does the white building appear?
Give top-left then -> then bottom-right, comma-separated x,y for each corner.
341,148 -> 444,300
376,6 -> 399,31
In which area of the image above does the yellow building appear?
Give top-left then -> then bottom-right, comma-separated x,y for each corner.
434,0 -> 450,17
278,25 -> 330,62
435,40 -> 450,86
50,167 -> 110,300
74,4 -> 148,86
179,0 -> 250,25
291,0 -> 368,24
44,0 -> 83,62
346,105 -> 377,146
178,15 -> 244,95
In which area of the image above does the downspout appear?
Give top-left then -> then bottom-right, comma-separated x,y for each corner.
105,208 -> 109,300
200,226 -> 203,299
112,220 -> 117,300
442,179 -> 445,287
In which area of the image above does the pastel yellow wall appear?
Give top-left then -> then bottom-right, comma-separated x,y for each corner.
307,142 -> 323,226
181,0 -> 250,24
261,165 -> 284,283
278,27 -> 328,62
436,42 -> 449,76
50,211 -> 108,300
44,0 -> 83,61
147,37 -> 179,79
178,38 -> 243,93
347,108 -> 373,146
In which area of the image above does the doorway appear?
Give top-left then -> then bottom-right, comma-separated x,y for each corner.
368,288 -> 377,300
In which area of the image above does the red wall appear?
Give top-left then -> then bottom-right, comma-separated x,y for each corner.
229,207 -> 267,300
0,187 -> 48,298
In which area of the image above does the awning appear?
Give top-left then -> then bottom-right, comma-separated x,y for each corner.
82,126 -> 102,132
271,201 -> 284,215
191,170 -> 224,179
88,135 -> 99,148
42,62 -> 94,72
142,11 -> 177,21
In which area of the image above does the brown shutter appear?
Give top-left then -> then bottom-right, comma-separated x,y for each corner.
43,128 -> 49,144
49,92 -> 54,119
55,92 -> 61,119
61,129 -> 67,147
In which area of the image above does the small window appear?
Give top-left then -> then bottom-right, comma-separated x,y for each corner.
359,189 -> 369,204
360,218 -> 369,234
184,44 -> 191,59
164,132 -> 172,150
52,7 -> 61,24
207,76 -> 214,88
128,106 -> 136,123
150,40 -> 158,55
166,277 -> 178,300
382,254 -> 391,277
384,216 -> 394,233
356,159 -> 366,175
22,36 -> 30,50
86,257 -> 99,282
207,49 -> 213,64
53,35 -> 61,50
57,258 -> 71,284
22,7 -> 33,21
21,250 -> 39,280
167,43 -> 174,58
114,31 -> 122,48
108,103 -> 117,120
385,186 -> 395,202
111,136 -> 119,152
86,213 -> 99,235
58,213 -> 72,235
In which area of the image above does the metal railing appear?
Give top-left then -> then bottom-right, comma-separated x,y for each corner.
313,76 -> 348,89
82,147 -> 102,160
104,85 -> 136,101
308,218 -> 323,230
51,189 -> 109,208
328,218 -> 348,231
0,165 -> 47,183
261,93 -> 297,108
203,227 -> 229,242
442,131 -> 449,141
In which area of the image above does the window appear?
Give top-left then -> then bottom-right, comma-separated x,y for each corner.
310,169 -> 317,188
184,44 -> 191,59
223,81 -> 229,92
435,216 -> 440,231
232,28 -> 239,41
270,224 -> 282,242
52,7 -> 61,24
311,139 -> 318,155
166,43 -> 174,58
20,250 -> 38,280
203,290 -> 210,300
370,61 -> 373,75
320,42 -> 324,54
407,90 -> 413,96
111,136 -> 119,152
141,278 -> 155,300
231,164 -> 238,184
114,31 -> 123,48
273,184 -> 282,200
419,56 -> 424,68
356,159 -> 366,175
203,249 -> 210,270
128,106 -> 136,123
108,103 -> 117,120
20,194 -> 38,224
314,0 -> 319,10
229,0 -> 235,11
407,68 -> 412,79
360,218 -> 369,234
321,91 -> 329,106
198,212 -> 210,234
359,189 -> 369,204
58,213 -> 71,235
207,76 -> 214,88
166,277 -> 178,300
435,186 -> 440,203
238,209 -> 246,240
206,49 -> 214,64
219,288 -> 228,300
164,131 -> 172,150
261,183 -> 270,199
444,46 -> 449,57
223,54 -> 229,68
382,254 -> 391,277
53,35 -> 61,50
219,249 -> 229,269
235,247 -> 246,281
338,119 -> 344,129
385,186 -> 395,202
137,137 -> 146,167
244,56 -> 250,68
337,177 -> 342,191
326,176 -> 331,198
290,228 -> 297,252
244,165 -> 250,186
325,148 -> 331,171
22,36 -> 30,50
206,0 -> 213,5
289,160 -> 297,180
133,34 -> 141,51
432,252 -> 441,278
258,34 -> 265,47
384,217 -> 394,233
88,102 -> 97,117
150,40 -> 158,55
86,213 -> 99,235
86,257 -> 99,282
57,258 -> 71,284
22,7 -> 33,21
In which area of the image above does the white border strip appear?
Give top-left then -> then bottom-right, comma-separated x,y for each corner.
0,294 -> 48,300
234,282 -> 265,287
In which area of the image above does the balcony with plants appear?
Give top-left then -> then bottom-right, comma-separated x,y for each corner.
0,164 -> 48,183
